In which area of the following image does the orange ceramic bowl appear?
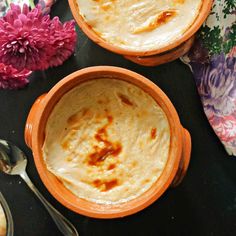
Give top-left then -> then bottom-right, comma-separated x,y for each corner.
68,0 -> 213,66
25,66 -> 191,218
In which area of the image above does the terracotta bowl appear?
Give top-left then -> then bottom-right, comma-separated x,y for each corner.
25,66 -> 191,218
68,0 -> 213,66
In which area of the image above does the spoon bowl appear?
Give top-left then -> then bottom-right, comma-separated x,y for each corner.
0,139 -> 79,236
0,140 -> 27,175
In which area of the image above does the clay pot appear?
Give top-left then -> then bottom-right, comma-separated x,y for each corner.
25,66 -> 191,218
68,0 -> 213,66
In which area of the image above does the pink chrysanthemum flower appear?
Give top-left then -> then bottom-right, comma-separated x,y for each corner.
49,17 -> 77,67
0,3 -> 76,71
0,4 -> 52,71
0,63 -> 31,89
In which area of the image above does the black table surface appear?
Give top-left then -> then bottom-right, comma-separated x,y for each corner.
0,1 -> 236,236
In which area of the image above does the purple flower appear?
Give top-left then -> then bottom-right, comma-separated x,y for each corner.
188,38 -> 209,63
0,3 -> 76,72
0,4 -> 52,71
191,54 -> 236,116
48,17 -> 77,67
0,63 -> 31,89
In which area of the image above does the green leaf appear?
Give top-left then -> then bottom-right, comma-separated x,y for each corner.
223,0 -> 236,17
200,25 -> 223,56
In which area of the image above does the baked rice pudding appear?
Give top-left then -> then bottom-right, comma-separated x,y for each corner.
76,0 -> 202,51
43,79 -> 170,204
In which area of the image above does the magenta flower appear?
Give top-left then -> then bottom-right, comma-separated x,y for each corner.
0,63 -> 31,89
49,17 -> 77,67
0,3 -> 76,71
0,4 -> 52,71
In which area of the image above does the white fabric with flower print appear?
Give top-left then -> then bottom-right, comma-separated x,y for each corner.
182,0 -> 236,155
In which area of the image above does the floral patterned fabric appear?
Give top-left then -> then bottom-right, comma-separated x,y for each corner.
0,0 -> 55,16
0,0 -> 29,17
182,0 -> 236,155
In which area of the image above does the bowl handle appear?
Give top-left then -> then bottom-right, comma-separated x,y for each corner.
171,127 -> 191,187
124,36 -> 195,66
25,94 -> 47,149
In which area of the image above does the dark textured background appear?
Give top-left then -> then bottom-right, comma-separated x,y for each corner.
0,1 -> 236,236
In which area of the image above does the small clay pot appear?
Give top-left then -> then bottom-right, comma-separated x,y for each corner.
25,66 -> 191,218
68,0 -> 213,66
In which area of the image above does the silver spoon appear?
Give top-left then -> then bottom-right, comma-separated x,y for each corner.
0,139 -> 79,236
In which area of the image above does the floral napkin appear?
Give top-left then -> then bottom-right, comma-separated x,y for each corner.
0,0 -> 25,17
0,0 -> 29,17
182,1 -> 236,155
0,0 -> 55,16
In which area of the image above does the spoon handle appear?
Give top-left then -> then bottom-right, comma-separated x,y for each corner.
20,171 -> 79,236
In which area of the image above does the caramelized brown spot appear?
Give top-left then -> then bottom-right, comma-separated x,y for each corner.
82,108 -> 89,116
101,3 -> 112,11
174,0 -> 185,3
87,23 -> 93,29
118,93 -> 133,106
131,161 -> 137,168
104,179 -> 118,191
143,179 -> 150,184
88,115 -> 122,166
67,113 -> 80,126
67,108 -> 89,126
93,179 -> 118,191
151,128 -> 157,139
107,115 -> 113,123
95,128 -> 106,142
97,97 -> 110,104
108,163 -> 116,170
133,10 -> 177,34
88,143 -> 122,165
66,156 -> 73,162
93,179 -> 102,188
61,141 -> 69,150
156,10 -> 176,26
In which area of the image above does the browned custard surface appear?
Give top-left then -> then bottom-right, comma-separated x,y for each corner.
77,0 -> 202,51
43,79 -> 170,204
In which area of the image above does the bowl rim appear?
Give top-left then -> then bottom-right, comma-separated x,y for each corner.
0,192 -> 14,236
31,66 -> 183,218
68,0 -> 213,57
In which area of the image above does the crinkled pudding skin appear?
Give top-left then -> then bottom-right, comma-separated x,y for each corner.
0,204 -> 6,236
43,79 -> 170,204
77,0 -> 202,51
